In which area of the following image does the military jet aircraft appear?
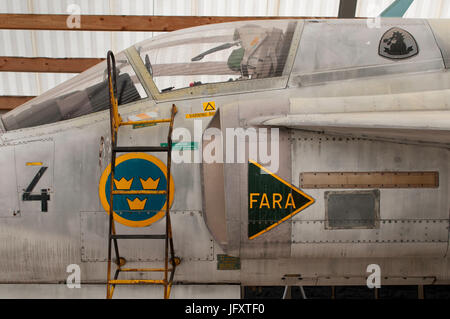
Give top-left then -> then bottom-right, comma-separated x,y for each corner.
0,5 -> 449,298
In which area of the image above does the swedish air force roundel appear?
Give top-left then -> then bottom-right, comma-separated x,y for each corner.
379,27 -> 418,60
99,153 -> 174,227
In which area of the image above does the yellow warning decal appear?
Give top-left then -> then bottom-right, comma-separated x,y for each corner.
26,162 -> 43,166
186,111 -> 216,119
203,101 -> 216,112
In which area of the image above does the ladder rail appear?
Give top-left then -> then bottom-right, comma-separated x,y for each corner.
165,104 -> 177,298
106,51 -> 121,299
165,103 -> 177,299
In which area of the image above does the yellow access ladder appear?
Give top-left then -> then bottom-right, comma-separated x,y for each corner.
105,50 -> 179,299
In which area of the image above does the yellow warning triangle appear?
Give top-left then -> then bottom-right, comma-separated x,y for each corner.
203,102 -> 216,111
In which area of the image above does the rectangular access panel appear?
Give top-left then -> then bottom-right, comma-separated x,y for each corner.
325,190 -> 380,229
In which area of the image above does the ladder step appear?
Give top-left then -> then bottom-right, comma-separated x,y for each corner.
113,146 -> 169,153
120,268 -> 173,272
111,234 -> 166,239
112,190 -> 167,195
108,279 -> 166,285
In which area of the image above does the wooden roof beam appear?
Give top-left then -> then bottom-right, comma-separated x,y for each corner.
0,14 -> 341,32
0,57 -> 104,73
0,96 -> 35,110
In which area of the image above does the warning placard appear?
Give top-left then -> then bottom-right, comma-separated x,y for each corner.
203,101 -> 216,112
186,111 -> 215,119
248,160 -> 315,240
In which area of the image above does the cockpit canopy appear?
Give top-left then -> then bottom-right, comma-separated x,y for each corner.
2,51 -> 147,131
2,20 -> 298,131
136,20 -> 296,92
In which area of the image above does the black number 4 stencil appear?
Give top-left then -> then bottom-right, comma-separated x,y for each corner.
22,167 -> 50,212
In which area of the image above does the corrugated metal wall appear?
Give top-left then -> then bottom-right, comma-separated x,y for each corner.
0,0 -> 448,97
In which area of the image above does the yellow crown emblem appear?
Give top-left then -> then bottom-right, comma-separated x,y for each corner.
126,197 -> 147,210
114,177 -> 133,190
140,177 -> 160,190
